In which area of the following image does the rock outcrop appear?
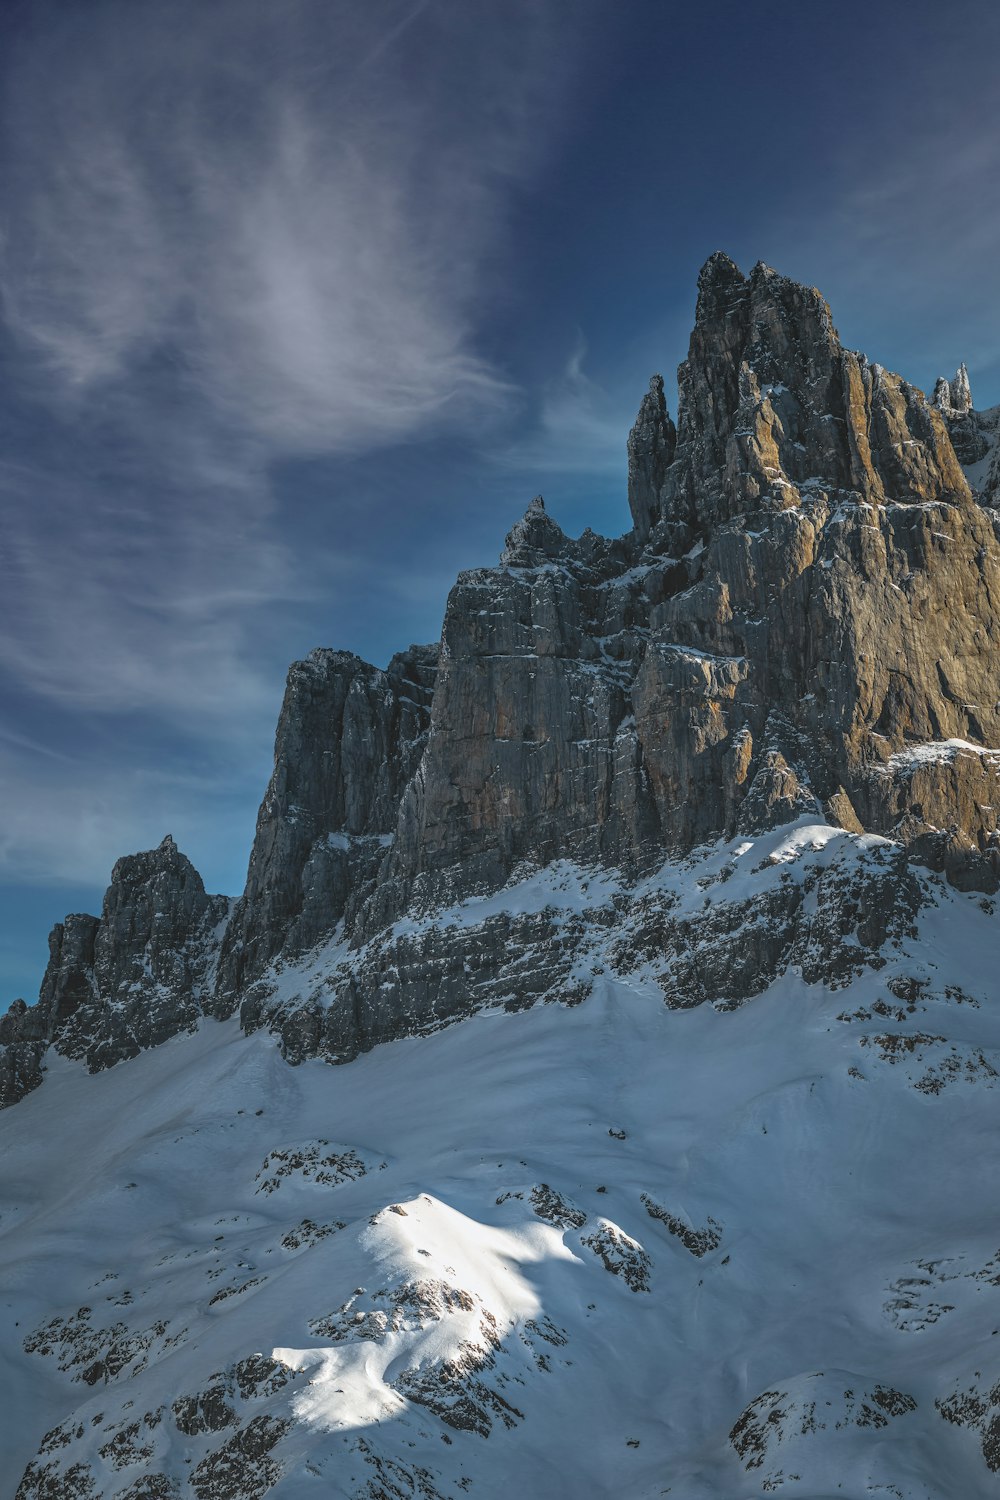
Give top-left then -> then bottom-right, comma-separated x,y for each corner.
359,256 -> 1000,928
627,375 -> 676,541
213,643 -> 436,1007
1,837 -> 227,1103
933,362 -> 1000,505
656,253 -> 969,538
5,250 -> 1000,1099
58,834 -> 230,1072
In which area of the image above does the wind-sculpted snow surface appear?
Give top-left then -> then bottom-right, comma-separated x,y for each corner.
4,824 -> 1000,1497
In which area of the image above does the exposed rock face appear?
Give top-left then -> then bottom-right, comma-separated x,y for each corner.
657,253 -> 969,538
0,913 -> 102,1105
5,250 -> 1000,1098
933,362 -> 973,418
362,510 -> 657,929
730,1372 -> 919,1484
213,644 -> 436,1007
627,375 -> 676,541
39,913 -> 102,1027
55,835 -> 229,1073
361,257 -> 1000,926
0,1013 -> 45,1110
0,837 -> 227,1104
243,825 -> 926,1070
933,363 -> 1000,504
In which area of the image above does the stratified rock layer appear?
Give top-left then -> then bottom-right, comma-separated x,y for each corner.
5,251 -> 1000,1099
1,837 -> 227,1103
214,643 -> 436,1006
934,362 -> 1000,506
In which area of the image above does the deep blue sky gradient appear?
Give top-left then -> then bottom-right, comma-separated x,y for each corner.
2,0 -> 999,1001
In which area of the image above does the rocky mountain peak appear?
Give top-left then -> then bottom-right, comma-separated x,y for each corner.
500,494 -> 574,567
5,250 -> 1000,1106
213,641 -> 438,1005
0,835 -> 228,1104
694,248 -> 746,320
652,252 -> 969,541
627,374 -> 677,541
932,362 -> 1000,478
934,362 -> 974,416
108,829 -> 186,885
7,249 -> 1000,1500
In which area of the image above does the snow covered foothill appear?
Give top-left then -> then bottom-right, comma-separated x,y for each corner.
3,821 -> 1000,1498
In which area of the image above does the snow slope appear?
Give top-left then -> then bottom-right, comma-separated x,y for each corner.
3,824 -> 1000,1499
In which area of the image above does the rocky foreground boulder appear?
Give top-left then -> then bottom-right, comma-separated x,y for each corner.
4,252 -> 1000,1097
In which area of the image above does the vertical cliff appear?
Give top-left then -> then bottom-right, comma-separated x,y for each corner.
1,837 -> 227,1102
6,251 -> 1000,1099
213,644 -> 437,1007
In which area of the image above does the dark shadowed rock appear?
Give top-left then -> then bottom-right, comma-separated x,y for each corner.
6,250 -> 1000,1100
1,837 -> 228,1103
54,836 -> 229,1072
627,376 -> 676,541
213,644 -> 437,1007
39,914 -> 102,1027
0,915 -> 101,1105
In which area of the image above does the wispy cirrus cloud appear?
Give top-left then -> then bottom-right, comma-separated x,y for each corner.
496,333 -> 637,481
0,0 -> 571,456
0,0 -> 589,912
0,734 -> 261,894
0,0 -> 582,716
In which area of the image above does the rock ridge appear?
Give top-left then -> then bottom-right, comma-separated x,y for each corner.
5,251 -> 1000,1101
1,835 -> 228,1104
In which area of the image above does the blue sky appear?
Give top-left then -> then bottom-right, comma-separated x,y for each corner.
2,0 -> 999,1002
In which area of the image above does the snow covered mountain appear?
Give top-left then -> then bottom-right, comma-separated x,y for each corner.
4,255 -> 1000,1499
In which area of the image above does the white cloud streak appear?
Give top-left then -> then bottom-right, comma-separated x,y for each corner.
0,0 -> 567,454
495,333 -> 637,480
0,0 -> 581,733
0,737 -> 259,894
0,0 -> 590,903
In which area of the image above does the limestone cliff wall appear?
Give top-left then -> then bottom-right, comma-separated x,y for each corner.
6,252 -> 1000,1102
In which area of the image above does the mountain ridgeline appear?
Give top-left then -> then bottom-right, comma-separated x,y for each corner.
5,251 -> 1000,1106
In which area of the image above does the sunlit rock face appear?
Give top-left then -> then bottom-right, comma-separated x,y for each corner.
6,251 -> 1000,1499
934,361 -> 1000,506
369,254 -> 1000,930
651,252 -> 967,538
7,252 -> 1000,1094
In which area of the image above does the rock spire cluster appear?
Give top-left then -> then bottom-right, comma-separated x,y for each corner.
5,252 -> 1000,1101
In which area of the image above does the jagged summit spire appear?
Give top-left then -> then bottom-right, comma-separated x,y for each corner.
933,363 -> 973,416
697,250 -> 744,288
629,251 -> 969,541
500,494 -> 569,567
954,362 -> 973,412
627,373 -> 676,541
695,251 -> 746,322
